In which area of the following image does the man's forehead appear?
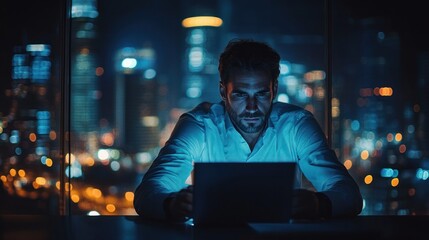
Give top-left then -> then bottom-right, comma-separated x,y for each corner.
228,73 -> 272,89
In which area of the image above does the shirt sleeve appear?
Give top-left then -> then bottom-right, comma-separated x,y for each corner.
133,114 -> 205,219
293,111 -> 363,217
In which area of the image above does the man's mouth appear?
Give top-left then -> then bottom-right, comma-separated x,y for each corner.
243,117 -> 261,123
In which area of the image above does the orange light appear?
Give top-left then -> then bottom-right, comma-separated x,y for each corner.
18,169 -> 26,177
101,133 -> 114,147
49,131 -> 57,140
304,70 -> 326,82
361,150 -> 369,160
35,177 -> 47,186
106,204 -> 116,213
125,192 -> 134,201
391,178 -> 399,187
65,182 -> 72,191
386,133 -> 394,142
364,175 -> 373,184
80,48 -> 89,55
399,144 -> 406,154
29,133 -> 37,142
379,87 -> 393,96
182,16 -> 223,28
46,158 -> 53,167
395,133 -> 402,142
92,188 -> 102,198
71,194 -> 80,203
343,159 -> 353,170
373,87 -> 380,96
9,168 -> 17,177
95,67 -> 104,76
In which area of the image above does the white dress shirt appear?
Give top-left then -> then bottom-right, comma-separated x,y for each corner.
134,101 -> 362,219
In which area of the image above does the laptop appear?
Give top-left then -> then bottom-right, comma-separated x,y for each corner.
192,162 -> 296,227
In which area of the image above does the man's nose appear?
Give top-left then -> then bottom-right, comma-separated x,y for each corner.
246,97 -> 258,112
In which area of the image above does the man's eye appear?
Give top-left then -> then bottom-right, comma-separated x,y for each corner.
256,92 -> 270,98
233,93 -> 247,98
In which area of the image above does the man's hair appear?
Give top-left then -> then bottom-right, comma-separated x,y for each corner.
218,39 -> 280,84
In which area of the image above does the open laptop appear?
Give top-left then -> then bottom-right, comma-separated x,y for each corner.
192,162 -> 296,227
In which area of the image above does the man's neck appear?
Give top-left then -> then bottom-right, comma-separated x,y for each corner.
241,132 -> 261,151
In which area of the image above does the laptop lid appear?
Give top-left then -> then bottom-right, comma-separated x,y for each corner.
192,162 -> 296,226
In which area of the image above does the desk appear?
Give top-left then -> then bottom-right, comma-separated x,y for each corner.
1,215 -> 427,240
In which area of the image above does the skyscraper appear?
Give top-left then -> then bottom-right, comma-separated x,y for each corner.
70,0 -> 100,138
115,46 -> 160,153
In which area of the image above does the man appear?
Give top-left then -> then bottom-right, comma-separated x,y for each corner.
134,39 -> 363,221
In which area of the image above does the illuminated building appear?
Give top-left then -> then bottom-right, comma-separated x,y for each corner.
70,0 -> 100,137
180,3 -> 223,109
7,44 -> 53,158
115,46 -> 160,153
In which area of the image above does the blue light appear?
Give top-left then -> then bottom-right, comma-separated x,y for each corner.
277,93 -> 289,103
351,120 -> 360,131
15,147 -> 22,155
189,28 -> 205,45
186,87 -> 202,98
41,156 -> 47,165
0,133 -> 8,141
121,58 -> 137,69
416,168 -> 429,180
280,61 -> 290,75
37,111 -> 50,135
188,47 -> 204,72
407,125 -> 415,134
144,69 -> 156,79
380,168 -> 399,178
10,135 -> 19,144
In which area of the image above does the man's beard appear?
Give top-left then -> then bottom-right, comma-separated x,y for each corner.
226,105 -> 269,133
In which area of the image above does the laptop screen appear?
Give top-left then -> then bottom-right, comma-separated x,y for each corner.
192,162 -> 296,226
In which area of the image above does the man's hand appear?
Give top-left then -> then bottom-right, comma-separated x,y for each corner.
291,189 -> 320,220
166,185 -> 193,220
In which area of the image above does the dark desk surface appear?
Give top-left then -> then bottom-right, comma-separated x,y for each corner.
1,215 -> 428,240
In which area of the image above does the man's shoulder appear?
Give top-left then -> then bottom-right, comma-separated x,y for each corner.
184,102 -> 224,122
271,102 -> 313,121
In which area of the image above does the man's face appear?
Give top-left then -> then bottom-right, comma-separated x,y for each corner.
221,72 -> 277,134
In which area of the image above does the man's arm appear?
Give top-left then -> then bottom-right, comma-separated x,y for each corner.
294,111 -> 363,217
133,115 -> 204,220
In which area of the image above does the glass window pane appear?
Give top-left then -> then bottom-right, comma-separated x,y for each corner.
0,0 -> 63,214
70,0 -> 327,215
332,1 -> 429,215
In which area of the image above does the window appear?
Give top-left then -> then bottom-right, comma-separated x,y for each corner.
1,0 -> 428,216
